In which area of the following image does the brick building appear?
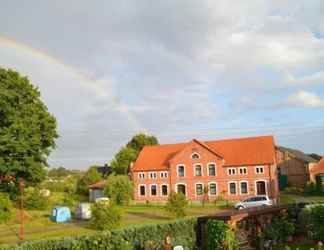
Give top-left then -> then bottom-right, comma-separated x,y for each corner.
131,135 -> 279,202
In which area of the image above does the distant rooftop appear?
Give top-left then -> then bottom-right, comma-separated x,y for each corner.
277,146 -> 320,163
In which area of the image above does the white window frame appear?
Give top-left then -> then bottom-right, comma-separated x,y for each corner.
160,184 -> 169,196
207,162 -> 217,176
194,163 -> 203,177
208,182 -> 218,196
175,183 -> 187,196
177,164 -> 186,177
239,181 -> 249,195
150,184 -> 158,196
239,167 -> 248,175
191,152 -> 200,160
195,182 -> 204,196
138,184 -> 146,197
149,172 -> 157,179
138,172 -> 145,179
255,166 -> 264,174
227,168 -> 236,176
228,181 -> 237,195
254,179 -> 268,196
160,171 -> 168,178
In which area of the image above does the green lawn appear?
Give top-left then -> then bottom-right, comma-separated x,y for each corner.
279,192 -> 324,204
0,204 -> 225,245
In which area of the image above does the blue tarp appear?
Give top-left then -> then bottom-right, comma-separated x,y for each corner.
50,206 -> 71,223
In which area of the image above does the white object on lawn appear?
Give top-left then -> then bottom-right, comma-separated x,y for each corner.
95,197 -> 110,203
75,203 -> 92,220
173,246 -> 184,250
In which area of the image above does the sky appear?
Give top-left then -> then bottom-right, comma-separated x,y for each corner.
0,0 -> 324,169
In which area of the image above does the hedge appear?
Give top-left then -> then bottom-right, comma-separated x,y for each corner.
0,218 -> 197,250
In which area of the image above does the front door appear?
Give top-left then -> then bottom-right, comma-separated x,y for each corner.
256,181 -> 266,195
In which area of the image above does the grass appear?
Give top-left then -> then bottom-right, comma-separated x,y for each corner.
0,202 -> 228,245
275,243 -> 319,250
279,192 -> 324,204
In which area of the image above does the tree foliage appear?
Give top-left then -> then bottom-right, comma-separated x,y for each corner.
105,174 -> 133,205
90,202 -> 122,231
24,187 -> 49,210
0,193 -> 13,223
76,166 -> 102,196
165,192 -> 188,218
0,68 -> 58,189
110,133 -> 158,174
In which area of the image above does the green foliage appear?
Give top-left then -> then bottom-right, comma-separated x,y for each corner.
104,175 -> 133,205
310,205 -> 324,241
304,182 -> 323,196
206,219 -> 228,250
76,166 -> 102,196
48,167 -> 79,178
165,192 -> 188,218
224,229 -> 239,250
0,68 -> 58,189
110,133 -> 159,175
90,202 -> 122,231
263,211 -> 295,244
24,187 -> 49,210
110,147 -> 137,175
0,193 -> 13,223
1,218 -> 197,250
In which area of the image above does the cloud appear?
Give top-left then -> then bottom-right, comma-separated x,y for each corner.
287,90 -> 324,108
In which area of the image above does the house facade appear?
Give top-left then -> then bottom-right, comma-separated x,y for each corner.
131,136 -> 279,202
309,158 -> 324,184
276,146 -> 319,187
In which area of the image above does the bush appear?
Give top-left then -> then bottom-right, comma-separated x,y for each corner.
284,187 -> 304,195
206,219 -> 228,250
0,193 -> 13,223
90,202 -> 122,231
304,182 -> 321,196
105,175 -> 133,205
1,218 -> 197,250
24,187 -> 49,210
310,205 -> 324,241
165,192 -> 188,218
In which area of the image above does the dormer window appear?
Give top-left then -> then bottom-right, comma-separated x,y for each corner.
191,153 -> 200,160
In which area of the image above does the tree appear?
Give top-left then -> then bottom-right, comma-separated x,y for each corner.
90,202 -> 122,231
105,174 -> 133,205
48,167 -> 74,178
165,192 -> 188,218
110,133 -> 159,174
0,68 -> 58,191
76,166 -> 102,196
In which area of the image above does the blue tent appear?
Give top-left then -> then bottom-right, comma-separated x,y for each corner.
51,206 -> 71,223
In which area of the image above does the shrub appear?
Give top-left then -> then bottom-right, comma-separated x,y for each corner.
206,219 -> 228,250
0,193 -> 13,223
24,187 -> 49,210
90,202 -> 122,231
304,182 -> 318,196
310,205 -> 324,241
284,186 -> 304,195
165,192 -> 188,218
104,174 -> 133,205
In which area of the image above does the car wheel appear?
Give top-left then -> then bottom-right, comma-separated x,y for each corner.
237,206 -> 244,210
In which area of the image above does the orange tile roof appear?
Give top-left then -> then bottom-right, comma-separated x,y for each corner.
89,180 -> 107,189
133,135 -> 276,171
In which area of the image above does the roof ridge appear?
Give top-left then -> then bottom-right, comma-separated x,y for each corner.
192,139 -> 223,158
204,135 -> 273,143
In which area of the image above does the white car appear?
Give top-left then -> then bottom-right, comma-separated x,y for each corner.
234,196 -> 273,210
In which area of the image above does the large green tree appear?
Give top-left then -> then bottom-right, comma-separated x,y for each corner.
110,133 -> 158,174
76,166 -> 102,196
0,68 -> 58,190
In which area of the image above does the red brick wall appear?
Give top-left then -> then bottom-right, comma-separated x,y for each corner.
132,141 -> 279,202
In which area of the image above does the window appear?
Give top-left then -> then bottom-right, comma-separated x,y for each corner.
177,165 -> 185,177
195,164 -> 202,176
208,164 -> 216,176
229,182 -> 237,195
151,185 -> 157,196
138,172 -> 145,179
228,168 -> 236,175
160,171 -> 168,178
191,153 -> 200,159
240,182 -> 248,194
209,183 -> 217,195
196,184 -> 203,195
239,167 -> 247,175
139,185 -> 146,196
149,172 -> 157,179
161,185 -> 168,196
255,166 -> 264,174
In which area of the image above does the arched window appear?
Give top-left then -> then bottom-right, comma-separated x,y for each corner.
191,153 -> 200,160
177,165 -> 185,177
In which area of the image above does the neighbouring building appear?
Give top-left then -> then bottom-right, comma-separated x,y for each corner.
309,158 -> 324,184
89,180 -> 107,202
131,135 -> 279,202
276,146 -> 320,187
